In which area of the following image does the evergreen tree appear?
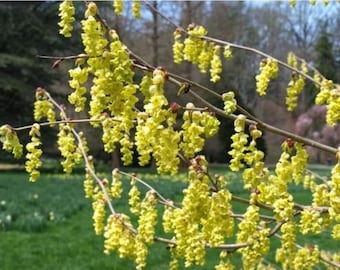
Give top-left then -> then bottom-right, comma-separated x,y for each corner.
315,30 -> 337,81
0,2 -> 72,127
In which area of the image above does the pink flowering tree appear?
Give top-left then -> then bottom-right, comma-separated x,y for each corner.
1,1 -> 340,269
295,105 -> 340,164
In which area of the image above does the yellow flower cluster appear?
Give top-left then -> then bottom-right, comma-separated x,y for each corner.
81,15 -> 108,57
84,157 -> 95,198
275,221 -> 296,268
255,58 -> 279,96
180,103 -> 220,159
0,125 -> 23,159
135,69 -> 181,174
273,196 -> 295,222
111,168 -> 123,198
172,29 -> 184,64
113,0 -> 124,16
136,191 -> 158,244
312,183 -> 329,207
58,0 -> 75,38
153,124 -> 181,174
132,0 -> 141,19
68,66 -> 88,112
286,73 -> 305,111
161,157 -> 236,268
222,91 -> 237,115
315,79 -> 340,126
198,41 -> 214,73
101,116 -> 121,153
228,115 -> 248,171
229,115 -> 266,186
299,208 -> 322,234
262,141 -> 306,221
140,72 -> 153,103
103,213 -> 136,258
329,158 -> 340,222
173,24 -> 230,82
57,124 -> 82,174
293,245 -> 320,269
120,133 -> 134,166
215,251 -> 234,270
242,126 -> 267,190
223,45 -> 233,60
291,142 -> 308,183
257,141 -> 307,222
201,189 -> 234,247
85,2 -> 97,18
34,88 -> 56,124
92,190 -> 106,235
78,21 -> 138,166
332,224 -> 340,239
25,124 -> 43,182
290,0 -> 297,7
129,178 -> 141,216
237,206 -> 270,269
183,24 -> 208,64
135,116 -> 153,167
129,186 -> 160,270
287,52 -> 298,68
168,249 -> 180,270
162,159 -> 210,267
286,54 -> 308,111
210,46 -> 223,83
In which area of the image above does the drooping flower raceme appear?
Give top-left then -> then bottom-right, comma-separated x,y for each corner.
25,124 -> 43,182
255,58 -> 279,96
58,0 -> 75,38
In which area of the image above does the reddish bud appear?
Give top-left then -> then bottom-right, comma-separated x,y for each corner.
156,66 -> 165,72
261,58 -> 268,65
52,59 -> 62,69
210,186 -> 218,193
102,112 -> 109,118
187,23 -> 196,30
175,27 -> 184,34
251,189 -> 261,195
249,124 -> 257,132
36,87 -> 45,94
286,138 -> 295,148
170,102 -> 180,113
155,66 -> 169,80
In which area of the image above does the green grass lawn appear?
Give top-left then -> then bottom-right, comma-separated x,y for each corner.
0,166 -> 336,269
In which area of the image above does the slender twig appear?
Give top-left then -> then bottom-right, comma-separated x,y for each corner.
12,117 -> 122,132
232,213 -> 277,222
118,170 -> 169,204
37,54 -> 89,60
305,168 -> 330,187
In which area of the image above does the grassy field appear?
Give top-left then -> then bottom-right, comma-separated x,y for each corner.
0,166 -> 336,269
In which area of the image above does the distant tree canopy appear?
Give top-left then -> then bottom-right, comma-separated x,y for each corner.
0,2 -> 78,127
315,30 -> 338,82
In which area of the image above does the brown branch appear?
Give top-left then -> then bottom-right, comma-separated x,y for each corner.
12,117 -> 123,132
37,54 -> 89,60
